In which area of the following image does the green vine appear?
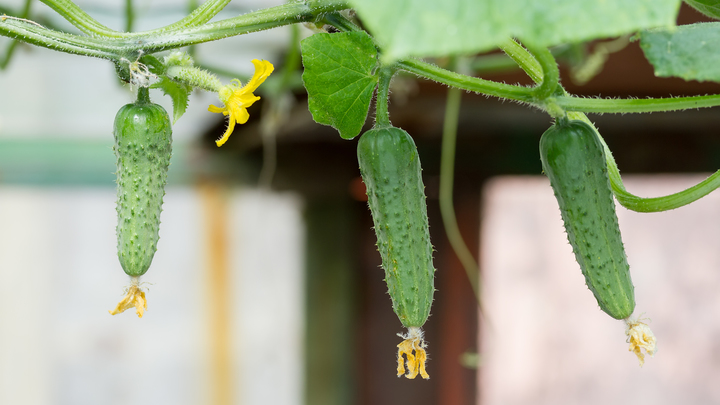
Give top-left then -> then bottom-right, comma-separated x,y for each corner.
557,94 -> 720,114
38,0 -> 122,38
3,0 -> 720,118
396,58 -> 535,102
0,0 -> 32,70
124,0 -> 134,33
1,0 -> 351,61
3,0 -> 720,210
150,0 -> 232,35
438,79 -> 482,301
525,43 -> 559,101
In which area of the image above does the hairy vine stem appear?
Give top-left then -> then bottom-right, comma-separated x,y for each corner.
524,43 -> 559,101
556,94 -> 720,113
38,0 -> 122,38
1,0 -> 351,60
396,58 -> 535,102
5,0 -> 720,117
398,38 -> 720,116
124,0 -> 134,33
0,0 -> 32,70
439,81 -> 482,302
0,17 -> 122,60
149,0 -> 232,35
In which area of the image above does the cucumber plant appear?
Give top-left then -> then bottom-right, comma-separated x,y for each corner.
357,125 -> 435,379
540,118 -> 656,365
109,87 -> 172,318
4,0 -> 720,376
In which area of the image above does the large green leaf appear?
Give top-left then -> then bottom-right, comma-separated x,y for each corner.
348,0 -> 681,62
640,22 -> 720,82
301,31 -> 378,140
684,0 -> 720,20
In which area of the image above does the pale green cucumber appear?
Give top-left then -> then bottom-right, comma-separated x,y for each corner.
114,90 -> 172,277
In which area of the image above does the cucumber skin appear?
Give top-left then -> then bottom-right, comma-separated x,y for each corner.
357,127 -> 435,328
113,101 -> 172,277
540,120 -> 635,320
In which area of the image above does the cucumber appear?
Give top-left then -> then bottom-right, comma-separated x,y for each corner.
358,126 -> 435,327
357,125 -> 435,379
114,90 -> 172,277
539,119 -> 635,320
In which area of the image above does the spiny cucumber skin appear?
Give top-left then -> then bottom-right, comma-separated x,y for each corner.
113,102 -> 172,277
540,120 -> 635,320
357,126 -> 435,328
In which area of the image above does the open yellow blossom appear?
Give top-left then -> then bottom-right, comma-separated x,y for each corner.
625,317 -> 657,366
208,59 -> 274,147
397,327 -> 430,379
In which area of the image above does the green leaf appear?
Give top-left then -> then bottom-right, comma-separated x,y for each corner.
348,0 -> 681,62
684,0 -> 720,20
639,22 -> 720,82
301,31 -> 378,140
152,77 -> 191,123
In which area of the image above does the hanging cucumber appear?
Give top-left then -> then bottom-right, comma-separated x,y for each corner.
357,125 -> 435,379
540,118 -> 656,364
109,88 -> 172,318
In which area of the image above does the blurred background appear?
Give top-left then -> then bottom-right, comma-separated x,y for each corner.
2,1 -> 720,404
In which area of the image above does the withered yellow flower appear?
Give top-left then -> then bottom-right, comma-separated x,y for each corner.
625,317 -> 657,366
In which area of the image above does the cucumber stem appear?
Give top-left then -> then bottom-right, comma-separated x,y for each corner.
374,67 -> 394,127
136,87 -> 150,104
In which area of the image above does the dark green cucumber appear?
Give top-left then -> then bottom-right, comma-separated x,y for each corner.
357,126 -> 435,327
113,91 -> 172,277
540,119 -> 635,320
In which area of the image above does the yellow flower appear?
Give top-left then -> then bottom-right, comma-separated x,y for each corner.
109,281 -> 147,318
208,59 -> 274,147
625,317 -> 657,366
396,327 -> 430,379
